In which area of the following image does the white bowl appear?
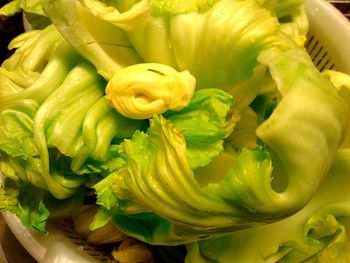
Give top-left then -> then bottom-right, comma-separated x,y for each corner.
305,0 -> 350,73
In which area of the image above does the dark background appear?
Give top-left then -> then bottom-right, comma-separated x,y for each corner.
330,0 -> 350,19
0,0 -> 24,63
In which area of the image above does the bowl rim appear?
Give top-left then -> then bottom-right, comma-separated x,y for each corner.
305,0 -> 350,74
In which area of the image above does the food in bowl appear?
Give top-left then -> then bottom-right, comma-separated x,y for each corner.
1,0 -> 350,262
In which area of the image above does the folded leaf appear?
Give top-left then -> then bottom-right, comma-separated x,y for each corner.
94,39 -> 347,245
165,89 -> 234,169
186,149 -> 350,262
322,70 -> 350,149
0,0 -> 46,16
0,179 -> 49,234
105,63 -> 196,120
43,0 -> 143,80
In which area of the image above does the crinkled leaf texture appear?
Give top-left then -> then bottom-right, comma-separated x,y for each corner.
94,37 -> 347,245
186,149 -> 350,263
0,0 -> 46,16
164,89 -> 234,169
0,169 -> 86,234
0,25 -> 85,199
46,0 -> 281,108
0,25 -> 145,203
0,0 -> 348,247
0,179 -> 49,234
43,0 -> 143,80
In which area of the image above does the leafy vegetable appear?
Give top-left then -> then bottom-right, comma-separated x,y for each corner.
165,89 -> 235,169
186,149 -> 350,262
322,69 -> 350,149
43,0 -> 143,80
0,0 -> 46,16
94,40 -> 347,243
226,106 -> 258,150
262,0 -> 309,45
0,0 -> 350,262
0,158 -> 86,233
105,63 -> 196,119
0,179 -> 49,234
0,24 -> 145,202
0,25 -> 83,198
149,0 -> 218,15
45,0 -> 281,110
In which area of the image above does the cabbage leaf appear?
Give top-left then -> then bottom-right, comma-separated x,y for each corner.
186,149 -> 350,262
93,36 -> 347,245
